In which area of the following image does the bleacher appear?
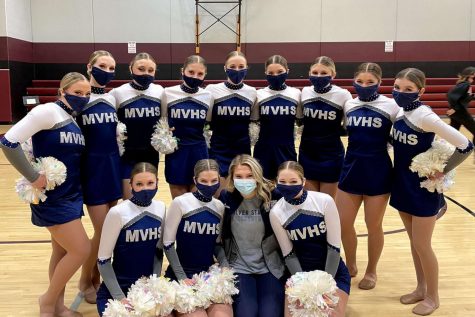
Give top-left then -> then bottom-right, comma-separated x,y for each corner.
26,78 -> 475,115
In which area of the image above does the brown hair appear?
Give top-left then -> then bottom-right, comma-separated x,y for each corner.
58,72 -> 88,96
183,55 -> 207,72
310,56 -> 336,76
129,52 -> 156,68
395,68 -> 426,90
194,159 -> 220,178
354,62 -> 382,83
227,154 -> 274,205
130,162 -> 158,180
277,161 -> 305,181
87,50 -> 115,77
265,55 -> 288,71
225,51 -> 247,64
457,66 -> 475,84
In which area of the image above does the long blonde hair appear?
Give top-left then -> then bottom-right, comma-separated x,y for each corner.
227,154 -> 274,205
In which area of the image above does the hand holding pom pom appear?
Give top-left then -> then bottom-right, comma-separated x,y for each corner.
409,138 -> 456,193
151,118 -> 179,154
286,270 -> 339,317
194,264 -> 239,306
15,157 -> 67,204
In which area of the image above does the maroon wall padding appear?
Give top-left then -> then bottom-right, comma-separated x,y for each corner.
7,37 -> 34,63
28,41 -> 475,64
0,37 -> 8,60
395,41 -> 472,62
0,69 -> 12,122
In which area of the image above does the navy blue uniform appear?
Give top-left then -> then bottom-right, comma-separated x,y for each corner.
339,95 -> 399,195
96,199 -> 166,315
206,82 -> 257,176
253,86 -> 302,179
270,191 -> 350,294
163,192 -> 224,279
111,83 -> 164,179
163,85 -> 213,185
390,105 -> 471,216
300,85 -> 352,182
77,91 -> 122,205
2,102 -> 85,226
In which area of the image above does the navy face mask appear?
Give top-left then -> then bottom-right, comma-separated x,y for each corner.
226,68 -> 248,84
64,94 -> 90,114
91,66 -> 115,86
131,188 -> 157,206
309,75 -> 332,90
183,74 -> 204,89
195,182 -> 220,199
266,72 -> 288,89
353,82 -> 379,100
132,73 -> 154,89
276,184 -> 304,201
392,90 -> 420,110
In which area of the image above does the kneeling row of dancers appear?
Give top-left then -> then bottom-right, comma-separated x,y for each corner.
96,157 -> 349,317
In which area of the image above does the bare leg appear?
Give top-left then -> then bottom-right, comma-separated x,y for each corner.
319,182 -> 338,200
176,309 -> 208,317
304,179 -> 320,192
207,303 -> 233,317
335,190 -> 363,277
122,179 -> 132,200
358,194 -> 389,289
411,215 -> 439,315
169,184 -> 192,199
399,211 -> 426,304
78,202 -> 116,303
39,220 -> 90,316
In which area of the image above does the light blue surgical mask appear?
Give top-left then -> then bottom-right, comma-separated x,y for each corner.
233,179 -> 257,196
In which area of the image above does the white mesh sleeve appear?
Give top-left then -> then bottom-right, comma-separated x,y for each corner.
163,198 -> 184,247
97,208 -> 123,261
269,209 -> 293,257
4,106 -> 56,143
324,196 -> 341,250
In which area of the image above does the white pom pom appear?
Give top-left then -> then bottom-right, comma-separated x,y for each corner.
15,157 -> 67,204
21,138 -> 35,162
146,275 -> 176,316
103,299 -> 131,317
409,138 -> 456,193
116,121 -> 127,156
195,264 -> 238,306
151,118 -> 178,154
203,124 -> 212,149
249,122 -> 260,146
173,278 -> 208,314
286,270 -> 339,317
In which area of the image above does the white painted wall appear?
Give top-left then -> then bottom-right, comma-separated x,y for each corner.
0,0 -> 6,37
12,0 -> 475,43
397,0 -> 471,41
31,0 -> 93,42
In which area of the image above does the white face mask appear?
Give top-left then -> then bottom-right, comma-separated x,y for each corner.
233,179 -> 257,196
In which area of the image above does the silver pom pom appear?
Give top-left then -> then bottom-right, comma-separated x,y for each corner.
249,122 -> 260,146
151,118 -> 178,154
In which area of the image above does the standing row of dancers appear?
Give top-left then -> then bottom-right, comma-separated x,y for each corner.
1,50 -> 473,317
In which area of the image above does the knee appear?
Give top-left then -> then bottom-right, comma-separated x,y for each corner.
412,239 -> 433,255
76,239 -> 92,261
364,219 -> 383,234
